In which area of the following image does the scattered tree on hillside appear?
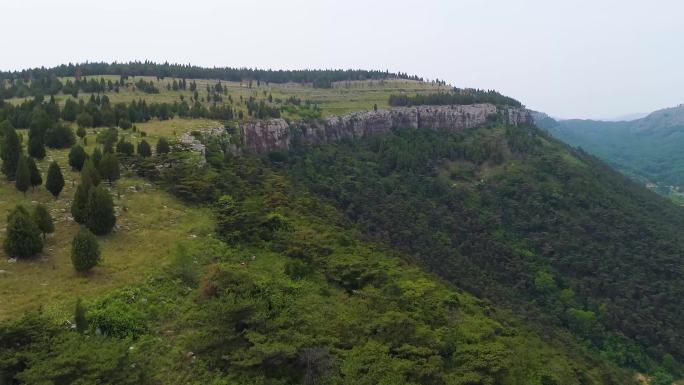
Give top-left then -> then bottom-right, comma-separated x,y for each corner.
15,155 -> 31,195
71,228 -> 101,272
3,205 -> 43,258
27,157 -> 42,189
156,137 -> 170,155
0,120 -> 21,180
137,140 -> 151,157
45,161 -> 65,199
28,127 -> 46,160
116,139 -> 134,156
33,204 -> 54,239
91,147 -> 103,168
76,112 -> 94,129
76,125 -> 87,141
86,184 -> 116,235
82,159 -> 101,186
72,172 -> 94,224
45,124 -> 76,148
98,153 -> 120,183
68,145 -> 87,171
74,299 -> 88,333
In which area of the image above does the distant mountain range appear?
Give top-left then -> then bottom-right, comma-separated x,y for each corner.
533,104 -> 684,191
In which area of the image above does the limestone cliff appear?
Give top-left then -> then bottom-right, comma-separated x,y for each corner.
238,104 -> 532,154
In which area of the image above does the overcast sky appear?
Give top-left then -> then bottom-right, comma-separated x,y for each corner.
2,0 -> 683,119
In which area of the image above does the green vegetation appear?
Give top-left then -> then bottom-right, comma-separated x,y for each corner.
0,146 -> 633,384
389,88 -> 523,107
3,205 -> 43,258
1,65 -> 681,383
535,106 -> 684,198
284,123 -> 684,377
71,228 -> 101,272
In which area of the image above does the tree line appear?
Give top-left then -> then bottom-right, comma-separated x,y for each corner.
0,61 -> 423,96
388,88 -> 523,107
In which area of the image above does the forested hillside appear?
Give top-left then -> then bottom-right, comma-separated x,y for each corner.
283,121 -> 684,379
0,64 -> 681,384
535,106 -> 684,198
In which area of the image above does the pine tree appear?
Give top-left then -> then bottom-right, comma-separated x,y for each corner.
45,161 -> 65,199
72,171 -> 93,223
156,137 -> 170,155
116,139 -> 134,156
86,184 -> 116,235
28,127 -> 46,159
74,299 -> 88,333
15,155 -> 30,195
0,121 -> 21,180
68,144 -> 87,171
33,204 -> 54,239
27,157 -> 42,189
71,228 -> 101,272
3,205 -> 43,258
137,140 -> 152,157
76,126 -> 87,141
82,159 -> 101,186
98,152 -> 120,183
91,147 -> 103,169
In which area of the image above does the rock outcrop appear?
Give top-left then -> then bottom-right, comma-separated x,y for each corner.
239,104 -> 532,154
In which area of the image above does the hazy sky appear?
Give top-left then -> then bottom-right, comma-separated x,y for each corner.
2,0 -> 683,119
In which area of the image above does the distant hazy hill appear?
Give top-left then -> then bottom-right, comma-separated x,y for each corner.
534,105 -> 684,188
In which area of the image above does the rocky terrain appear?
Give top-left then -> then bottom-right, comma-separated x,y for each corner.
239,104 -> 532,153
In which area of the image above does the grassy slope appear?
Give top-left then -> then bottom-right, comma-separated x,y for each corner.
0,126 -> 214,321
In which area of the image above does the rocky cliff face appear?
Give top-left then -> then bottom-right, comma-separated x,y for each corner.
240,104 -> 532,154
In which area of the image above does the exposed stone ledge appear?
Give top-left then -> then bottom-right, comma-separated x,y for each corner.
239,104 -> 532,154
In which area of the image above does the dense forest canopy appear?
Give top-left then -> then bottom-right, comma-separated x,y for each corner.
0,61 -> 423,98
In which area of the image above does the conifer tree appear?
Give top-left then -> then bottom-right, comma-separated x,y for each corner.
27,157 -> 42,189
71,228 -> 101,272
76,126 -> 87,141
99,152 -> 120,184
33,204 -> 54,239
45,161 -> 65,199
72,171 -> 93,223
0,120 -> 21,180
68,144 -> 87,171
82,159 -> 101,186
91,147 -> 103,168
3,205 -> 43,258
28,127 -> 46,159
137,140 -> 152,157
156,137 -> 170,155
86,184 -> 116,235
15,155 -> 30,195
74,299 -> 88,333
